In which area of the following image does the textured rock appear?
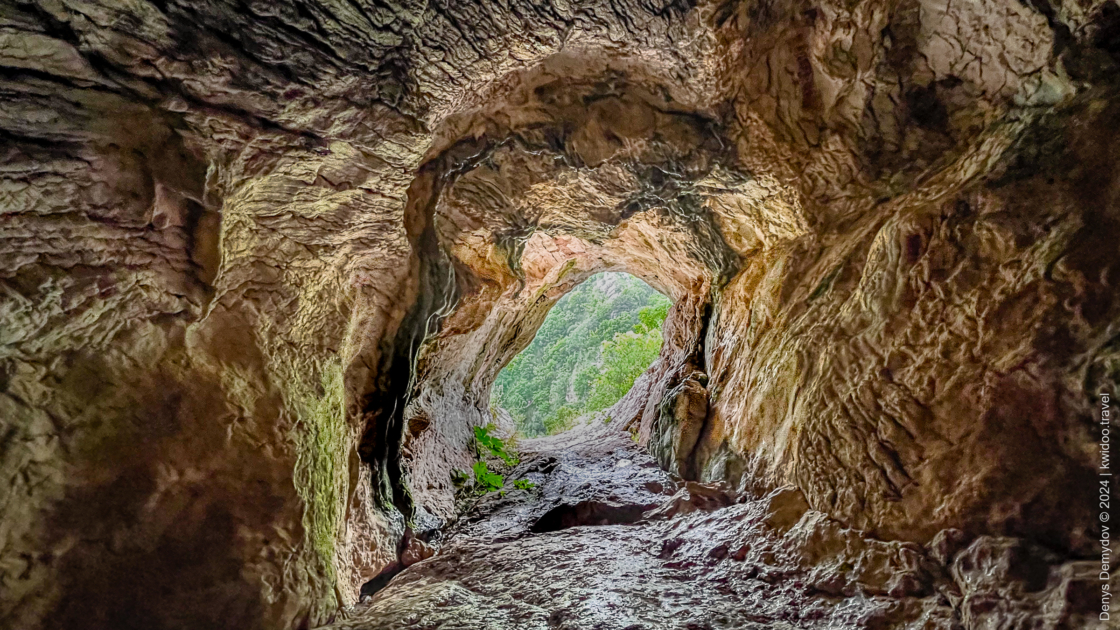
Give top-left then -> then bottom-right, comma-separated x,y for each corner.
327,424 -> 1108,629
0,0 -> 1117,628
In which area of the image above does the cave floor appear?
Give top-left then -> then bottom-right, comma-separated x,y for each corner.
321,422 -> 959,630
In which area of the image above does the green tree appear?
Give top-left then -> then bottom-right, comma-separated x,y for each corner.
636,302 -> 670,333
585,327 -> 664,411
492,273 -> 670,436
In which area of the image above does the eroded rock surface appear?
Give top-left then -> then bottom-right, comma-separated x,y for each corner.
326,423 -> 1106,630
1,0 -> 1117,628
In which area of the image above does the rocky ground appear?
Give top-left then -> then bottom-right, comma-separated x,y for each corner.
323,422 -> 1106,630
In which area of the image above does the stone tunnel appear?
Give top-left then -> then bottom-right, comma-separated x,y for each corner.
1,0 -> 1118,628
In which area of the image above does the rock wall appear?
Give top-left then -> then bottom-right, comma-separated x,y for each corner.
1,0 -> 1117,628
690,1 -> 1120,554
700,101 -> 1120,553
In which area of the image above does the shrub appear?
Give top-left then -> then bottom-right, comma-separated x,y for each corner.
474,425 -> 519,466
472,461 -> 504,492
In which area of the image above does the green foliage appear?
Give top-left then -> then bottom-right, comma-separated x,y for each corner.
473,425 -> 518,466
472,461 -> 504,492
584,327 -> 663,412
462,425 -> 519,495
293,362 -> 347,581
636,301 -> 670,333
513,479 -> 537,490
492,273 -> 670,436
542,405 -> 580,435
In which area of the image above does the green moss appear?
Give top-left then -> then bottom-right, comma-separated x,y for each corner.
530,259 -> 578,302
293,361 -> 347,582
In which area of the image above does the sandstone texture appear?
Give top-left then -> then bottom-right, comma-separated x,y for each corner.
0,0 -> 1118,628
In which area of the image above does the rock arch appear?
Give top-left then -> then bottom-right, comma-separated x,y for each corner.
1,0 -> 1118,628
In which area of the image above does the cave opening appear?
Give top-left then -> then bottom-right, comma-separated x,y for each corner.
4,0 -> 1117,624
489,271 -> 672,437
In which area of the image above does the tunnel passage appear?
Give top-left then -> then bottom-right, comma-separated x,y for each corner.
349,57 -> 1116,607
373,83 -> 775,531
4,0 -> 1120,627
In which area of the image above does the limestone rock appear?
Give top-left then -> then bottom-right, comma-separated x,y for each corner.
0,0 -> 1117,628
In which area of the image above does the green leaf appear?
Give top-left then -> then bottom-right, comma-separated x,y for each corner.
472,461 -> 504,492
473,425 -> 519,465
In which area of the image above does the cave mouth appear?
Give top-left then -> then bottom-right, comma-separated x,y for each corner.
489,272 -> 671,438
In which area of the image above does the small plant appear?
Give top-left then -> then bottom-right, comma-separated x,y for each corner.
602,414 -> 612,425
512,479 -> 537,491
474,425 -> 519,466
472,461 -> 504,492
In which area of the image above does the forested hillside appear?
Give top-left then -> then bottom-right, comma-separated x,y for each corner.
492,273 -> 671,436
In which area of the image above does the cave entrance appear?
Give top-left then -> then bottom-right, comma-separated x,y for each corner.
489,272 -> 671,437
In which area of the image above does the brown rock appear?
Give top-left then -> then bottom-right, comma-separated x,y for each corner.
762,487 -> 812,534
643,480 -> 739,520
400,537 -> 435,567
0,0 -> 1117,628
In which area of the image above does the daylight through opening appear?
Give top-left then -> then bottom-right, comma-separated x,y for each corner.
491,272 -> 671,437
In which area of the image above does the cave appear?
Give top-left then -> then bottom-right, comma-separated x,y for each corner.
1,0 -> 1118,629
